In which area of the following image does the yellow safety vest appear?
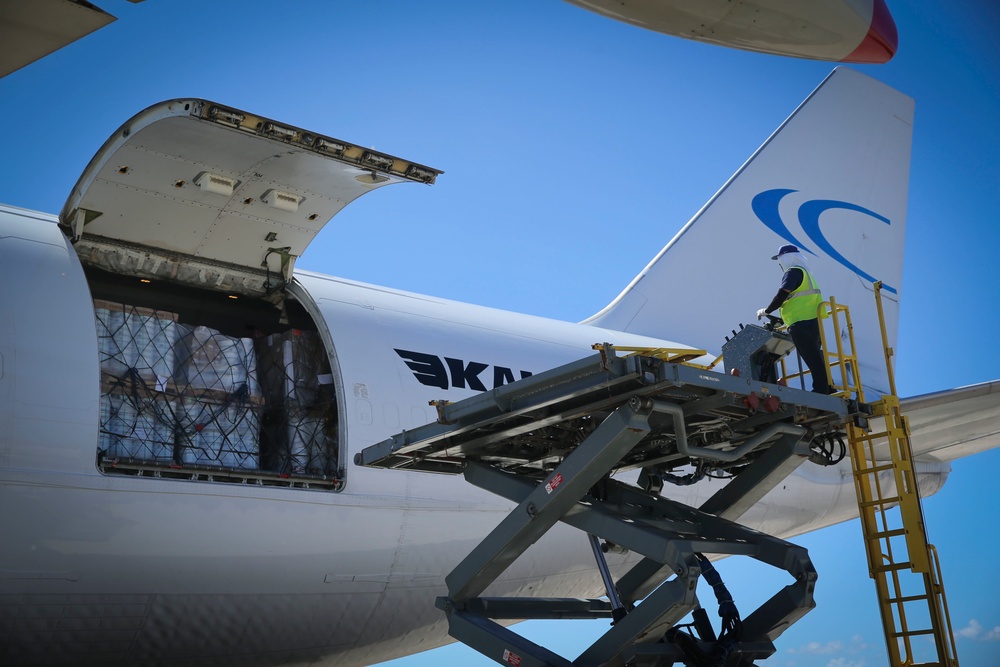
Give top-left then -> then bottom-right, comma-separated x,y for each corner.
779,266 -> 822,326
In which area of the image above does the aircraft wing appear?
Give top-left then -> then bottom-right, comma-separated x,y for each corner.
903,381 -> 1000,462
0,0 -> 118,79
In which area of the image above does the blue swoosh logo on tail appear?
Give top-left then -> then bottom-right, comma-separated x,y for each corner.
752,189 -> 897,294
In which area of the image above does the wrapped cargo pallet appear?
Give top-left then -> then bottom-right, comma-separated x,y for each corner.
285,407 -> 333,475
95,299 -> 178,390
99,390 -> 177,463
257,330 -> 337,476
176,325 -> 259,395
257,329 -> 329,407
177,396 -> 260,470
93,295 -> 338,482
96,301 -> 180,463
174,325 -> 263,469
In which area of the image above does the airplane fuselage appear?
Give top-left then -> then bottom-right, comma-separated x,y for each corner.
0,204 -> 948,666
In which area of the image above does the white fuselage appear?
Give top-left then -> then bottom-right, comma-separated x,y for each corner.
0,205 -> 947,666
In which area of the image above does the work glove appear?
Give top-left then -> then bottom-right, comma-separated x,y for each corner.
756,308 -> 767,320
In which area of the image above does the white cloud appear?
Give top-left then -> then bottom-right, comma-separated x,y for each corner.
826,658 -> 866,667
957,619 -> 982,639
788,640 -> 844,655
955,619 -> 1000,641
788,636 -> 870,656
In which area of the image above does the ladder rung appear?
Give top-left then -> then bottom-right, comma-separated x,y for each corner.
854,462 -> 896,474
871,528 -> 907,540
890,628 -> 936,638
874,561 -> 913,573
886,593 -> 932,604
858,496 -> 900,508
854,430 -> 889,440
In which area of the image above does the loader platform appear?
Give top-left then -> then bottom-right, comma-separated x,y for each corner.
357,345 -> 859,666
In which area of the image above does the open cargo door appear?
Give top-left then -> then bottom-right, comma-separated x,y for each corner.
61,99 -> 441,297
63,99 -> 440,489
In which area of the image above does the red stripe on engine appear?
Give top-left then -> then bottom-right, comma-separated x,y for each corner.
842,0 -> 898,63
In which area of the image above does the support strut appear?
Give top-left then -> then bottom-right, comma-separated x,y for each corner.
589,534 -> 628,625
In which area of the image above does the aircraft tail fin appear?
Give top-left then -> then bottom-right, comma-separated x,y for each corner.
583,68 -> 913,397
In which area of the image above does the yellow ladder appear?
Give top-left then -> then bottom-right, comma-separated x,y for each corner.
836,283 -> 959,667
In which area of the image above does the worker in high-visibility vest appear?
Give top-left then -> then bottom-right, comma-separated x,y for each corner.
757,244 -> 833,394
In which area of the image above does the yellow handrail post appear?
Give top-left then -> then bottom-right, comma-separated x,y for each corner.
873,281 -> 898,397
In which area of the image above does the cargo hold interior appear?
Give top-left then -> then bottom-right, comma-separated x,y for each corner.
84,266 -> 343,491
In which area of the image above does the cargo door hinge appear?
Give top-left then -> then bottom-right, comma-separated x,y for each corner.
262,246 -> 296,291
62,208 -> 103,243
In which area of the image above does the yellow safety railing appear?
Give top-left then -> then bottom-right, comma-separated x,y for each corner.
777,297 -> 859,398
592,344 -> 722,370
819,297 -> 863,399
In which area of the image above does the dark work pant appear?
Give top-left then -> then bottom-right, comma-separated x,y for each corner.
788,318 -> 832,393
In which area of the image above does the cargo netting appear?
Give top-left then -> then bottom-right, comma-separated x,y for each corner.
95,300 -> 338,483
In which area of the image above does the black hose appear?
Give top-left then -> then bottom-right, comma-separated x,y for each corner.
696,553 -> 742,644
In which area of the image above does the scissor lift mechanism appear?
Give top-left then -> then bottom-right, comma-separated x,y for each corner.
358,346 -> 856,666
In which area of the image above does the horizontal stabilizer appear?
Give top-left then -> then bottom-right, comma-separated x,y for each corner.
903,381 -> 1000,462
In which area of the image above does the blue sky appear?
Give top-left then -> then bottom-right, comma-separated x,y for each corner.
2,1 -> 999,665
